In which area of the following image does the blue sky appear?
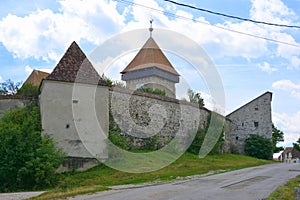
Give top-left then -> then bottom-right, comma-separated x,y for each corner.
0,0 -> 299,147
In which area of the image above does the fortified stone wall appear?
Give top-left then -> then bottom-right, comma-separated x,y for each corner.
227,92 -> 272,154
110,87 -> 231,152
126,76 -> 176,98
0,96 -> 26,117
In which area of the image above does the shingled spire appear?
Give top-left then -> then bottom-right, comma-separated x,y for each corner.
120,37 -> 179,76
120,22 -> 180,98
46,41 -> 108,86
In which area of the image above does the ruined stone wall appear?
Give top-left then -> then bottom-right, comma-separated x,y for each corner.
226,92 -> 272,154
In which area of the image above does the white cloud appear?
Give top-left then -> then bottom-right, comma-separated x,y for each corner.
25,65 -> 33,74
250,0 -> 296,26
0,0 -> 299,69
0,76 -> 3,82
272,79 -> 300,99
258,62 -> 277,73
0,0 -> 126,61
273,111 -> 300,146
272,79 -> 300,90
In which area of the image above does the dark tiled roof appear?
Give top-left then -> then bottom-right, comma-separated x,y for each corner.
46,41 -> 108,86
121,37 -> 180,76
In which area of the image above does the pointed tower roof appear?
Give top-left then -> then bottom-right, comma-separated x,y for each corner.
24,70 -> 49,87
121,37 -> 180,76
46,41 -> 108,86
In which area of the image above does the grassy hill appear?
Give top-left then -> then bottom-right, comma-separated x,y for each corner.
31,153 -> 272,200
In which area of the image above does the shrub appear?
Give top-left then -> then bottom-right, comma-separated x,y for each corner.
0,106 -> 65,192
137,87 -> 166,96
187,113 -> 224,155
18,83 -> 40,98
244,134 -> 273,160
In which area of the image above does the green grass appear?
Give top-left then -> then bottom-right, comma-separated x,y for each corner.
268,175 -> 300,200
30,153 -> 272,200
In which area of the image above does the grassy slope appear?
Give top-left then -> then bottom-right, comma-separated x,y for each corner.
31,153 -> 272,200
268,175 -> 300,200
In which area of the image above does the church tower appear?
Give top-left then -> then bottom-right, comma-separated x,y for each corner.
121,21 -> 180,98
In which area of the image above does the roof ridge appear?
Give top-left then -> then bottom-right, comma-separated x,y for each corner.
45,41 -> 108,86
121,37 -> 179,76
226,91 -> 272,117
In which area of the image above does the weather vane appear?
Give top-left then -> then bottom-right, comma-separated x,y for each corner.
149,18 -> 154,37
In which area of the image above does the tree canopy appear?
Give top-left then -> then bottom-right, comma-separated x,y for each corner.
272,124 -> 284,153
0,106 -> 65,192
187,88 -> 205,107
293,137 -> 300,151
0,79 -> 21,95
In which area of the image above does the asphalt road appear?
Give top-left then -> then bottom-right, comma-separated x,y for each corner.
70,163 -> 300,200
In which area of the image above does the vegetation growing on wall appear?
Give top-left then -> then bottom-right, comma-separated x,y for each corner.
108,110 -> 130,150
244,134 -> 273,160
137,87 -> 166,96
0,106 -> 65,192
187,113 -> 224,155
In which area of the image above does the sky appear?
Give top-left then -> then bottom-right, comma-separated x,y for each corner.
0,0 -> 299,147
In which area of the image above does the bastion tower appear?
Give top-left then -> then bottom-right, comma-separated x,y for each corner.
120,21 -> 180,98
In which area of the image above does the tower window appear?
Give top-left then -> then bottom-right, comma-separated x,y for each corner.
254,122 -> 259,127
73,100 -> 78,104
255,107 -> 258,111
66,124 -> 70,129
236,136 -> 239,140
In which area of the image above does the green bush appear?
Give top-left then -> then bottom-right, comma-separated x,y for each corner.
187,129 -> 206,154
187,113 -> 224,155
18,83 -> 40,98
244,134 -> 273,160
0,106 -> 65,192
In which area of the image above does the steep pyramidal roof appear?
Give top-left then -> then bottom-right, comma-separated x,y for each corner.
24,70 -> 49,87
46,41 -> 108,86
121,37 -> 179,76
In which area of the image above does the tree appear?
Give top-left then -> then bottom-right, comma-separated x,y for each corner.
244,134 -> 273,160
0,79 -> 22,95
272,124 -> 284,153
187,89 -> 204,107
293,137 -> 300,151
17,83 -> 40,98
0,106 -> 65,192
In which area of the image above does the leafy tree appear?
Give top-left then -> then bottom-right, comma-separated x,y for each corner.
293,137 -> 300,151
187,88 -> 204,107
272,124 -> 284,153
0,79 -> 22,95
0,106 -> 65,192
18,83 -> 40,98
244,134 -> 273,160
101,74 -> 125,87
